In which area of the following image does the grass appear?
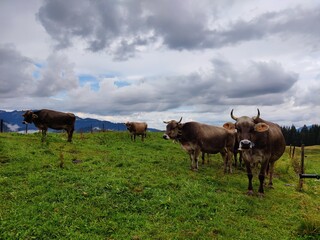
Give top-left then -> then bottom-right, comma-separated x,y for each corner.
0,132 -> 319,239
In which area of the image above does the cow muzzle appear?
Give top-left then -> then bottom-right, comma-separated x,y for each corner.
163,134 -> 170,140
239,139 -> 255,150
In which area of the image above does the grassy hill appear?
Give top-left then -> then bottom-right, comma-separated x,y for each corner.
0,132 -> 319,239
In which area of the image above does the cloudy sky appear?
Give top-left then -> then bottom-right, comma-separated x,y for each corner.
1,0 -> 319,130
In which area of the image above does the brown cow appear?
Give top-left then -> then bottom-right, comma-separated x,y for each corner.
22,109 -> 76,142
230,109 -> 286,196
125,122 -> 148,141
163,117 -> 235,173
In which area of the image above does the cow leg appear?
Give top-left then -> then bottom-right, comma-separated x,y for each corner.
67,128 -> 74,142
189,151 -> 195,170
258,161 -> 269,196
235,151 -> 243,169
268,162 -> 275,188
234,151 -> 238,167
41,129 -> 47,142
201,152 -> 205,165
220,151 -> 227,173
245,161 -> 254,195
194,148 -> 201,170
227,149 -> 233,174
189,149 -> 200,171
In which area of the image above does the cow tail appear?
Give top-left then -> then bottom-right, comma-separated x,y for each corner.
266,162 -> 270,175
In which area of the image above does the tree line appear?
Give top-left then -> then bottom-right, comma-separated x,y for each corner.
281,125 -> 320,146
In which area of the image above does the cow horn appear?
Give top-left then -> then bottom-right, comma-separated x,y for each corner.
253,108 -> 260,120
178,117 -> 182,124
230,109 -> 238,121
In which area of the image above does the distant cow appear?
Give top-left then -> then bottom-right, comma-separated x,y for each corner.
22,109 -> 76,142
163,118 -> 235,173
230,109 -> 286,196
125,122 -> 148,141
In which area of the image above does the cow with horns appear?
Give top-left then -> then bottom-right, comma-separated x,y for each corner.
163,117 -> 235,173
230,109 -> 286,196
22,109 -> 76,142
125,122 -> 148,141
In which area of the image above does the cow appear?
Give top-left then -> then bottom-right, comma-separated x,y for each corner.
163,117 -> 235,173
230,109 -> 286,197
22,109 -> 76,142
125,122 -> 148,141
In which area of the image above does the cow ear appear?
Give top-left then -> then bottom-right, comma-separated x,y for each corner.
32,114 -> 38,119
254,123 -> 269,132
223,122 -> 235,131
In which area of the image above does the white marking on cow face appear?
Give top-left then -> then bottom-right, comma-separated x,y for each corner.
163,134 -> 170,140
163,120 -> 181,140
22,111 -> 34,124
239,139 -> 255,150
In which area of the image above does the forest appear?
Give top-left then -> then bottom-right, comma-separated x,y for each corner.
281,124 -> 320,146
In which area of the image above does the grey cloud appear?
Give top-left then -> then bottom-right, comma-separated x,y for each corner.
295,81 -> 320,106
0,45 -> 78,99
34,54 -> 79,97
227,61 -> 298,98
37,0 -> 320,59
35,54 -> 78,97
37,0 -> 147,57
61,58 -> 298,115
0,44 -> 35,97
145,0 -> 211,50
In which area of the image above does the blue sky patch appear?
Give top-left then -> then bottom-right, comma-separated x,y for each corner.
79,74 -> 100,91
114,80 -> 130,88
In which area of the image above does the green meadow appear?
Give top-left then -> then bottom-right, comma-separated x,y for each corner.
0,132 -> 319,239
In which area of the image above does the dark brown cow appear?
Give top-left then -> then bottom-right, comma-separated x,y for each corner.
163,118 -> 235,173
125,122 -> 148,141
22,109 -> 76,142
230,109 -> 286,196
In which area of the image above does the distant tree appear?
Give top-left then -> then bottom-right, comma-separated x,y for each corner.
281,124 -> 320,146
300,125 -> 309,146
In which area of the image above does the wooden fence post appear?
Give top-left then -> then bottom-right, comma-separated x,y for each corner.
292,146 -> 296,159
289,145 -> 292,157
299,144 -> 305,191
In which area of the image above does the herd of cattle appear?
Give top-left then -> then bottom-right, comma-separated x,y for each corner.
22,109 -> 286,197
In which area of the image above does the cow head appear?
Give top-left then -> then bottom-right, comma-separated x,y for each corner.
22,110 -> 38,124
163,117 -> 183,140
230,109 -> 269,150
124,122 -> 132,130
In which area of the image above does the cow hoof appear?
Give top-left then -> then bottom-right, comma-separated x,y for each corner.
268,184 -> 274,189
246,190 -> 254,196
258,192 -> 264,198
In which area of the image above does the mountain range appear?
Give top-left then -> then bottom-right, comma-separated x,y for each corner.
0,110 -> 160,133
